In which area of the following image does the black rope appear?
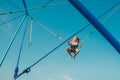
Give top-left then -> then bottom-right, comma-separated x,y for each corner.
0,14 -> 24,26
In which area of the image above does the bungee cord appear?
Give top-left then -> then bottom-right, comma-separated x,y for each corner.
81,1 -> 120,44
28,16 -> 63,46
102,3 -> 120,23
29,0 -> 120,70
28,18 -> 33,46
28,0 -> 120,45
30,17 -> 63,41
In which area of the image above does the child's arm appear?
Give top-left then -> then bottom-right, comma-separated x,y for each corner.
67,40 -> 71,45
78,42 -> 82,48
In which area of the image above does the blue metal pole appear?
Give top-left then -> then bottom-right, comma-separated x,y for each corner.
22,0 -> 29,15
68,0 -> 120,53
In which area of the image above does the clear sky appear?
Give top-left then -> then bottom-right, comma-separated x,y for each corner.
0,0 -> 120,80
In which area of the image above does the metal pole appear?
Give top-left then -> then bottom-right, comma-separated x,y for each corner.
68,0 -> 120,53
22,0 -> 29,15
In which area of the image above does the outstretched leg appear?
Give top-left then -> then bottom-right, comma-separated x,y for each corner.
67,48 -> 72,58
74,49 -> 79,60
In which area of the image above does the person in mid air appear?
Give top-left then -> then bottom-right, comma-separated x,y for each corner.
67,36 -> 82,60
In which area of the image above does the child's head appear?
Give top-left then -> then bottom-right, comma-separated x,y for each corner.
73,36 -> 79,42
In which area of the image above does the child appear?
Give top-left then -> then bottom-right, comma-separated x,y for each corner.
67,36 -> 82,59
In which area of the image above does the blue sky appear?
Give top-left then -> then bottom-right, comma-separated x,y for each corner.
0,0 -> 120,80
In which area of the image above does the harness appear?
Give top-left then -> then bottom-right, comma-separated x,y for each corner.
70,44 -> 78,53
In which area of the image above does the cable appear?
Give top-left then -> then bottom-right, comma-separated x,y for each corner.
30,17 -> 63,41
0,15 -> 27,67
0,1 -> 67,15
28,18 -> 33,46
14,0 -> 29,78
102,4 -> 120,23
96,1 -> 120,19
80,1 -> 120,44
0,14 -> 24,26
14,16 -> 29,79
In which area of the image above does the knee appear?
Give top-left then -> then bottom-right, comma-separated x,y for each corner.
67,48 -> 71,53
75,49 -> 79,54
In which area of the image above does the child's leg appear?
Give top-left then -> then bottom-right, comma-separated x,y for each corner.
74,49 -> 79,59
67,48 -> 72,58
